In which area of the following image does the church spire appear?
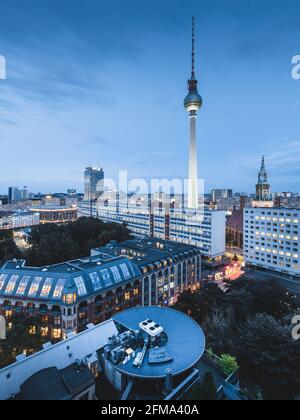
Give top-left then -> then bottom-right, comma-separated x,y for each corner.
256,155 -> 271,201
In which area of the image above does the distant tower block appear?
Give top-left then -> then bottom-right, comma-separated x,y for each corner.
184,17 -> 203,209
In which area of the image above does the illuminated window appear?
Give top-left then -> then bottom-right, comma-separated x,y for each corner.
125,292 -> 131,301
29,325 -> 36,335
120,263 -> 131,280
110,266 -> 122,283
53,279 -> 66,299
90,272 -> 102,291
40,278 -> 53,298
64,294 -> 74,305
134,288 -> 139,296
0,274 -> 8,292
41,327 -> 49,337
16,276 -> 31,296
51,328 -> 61,340
4,275 -> 19,295
74,276 -> 87,296
28,277 -> 43,297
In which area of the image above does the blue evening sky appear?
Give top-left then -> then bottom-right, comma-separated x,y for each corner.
0,0 -> 299,194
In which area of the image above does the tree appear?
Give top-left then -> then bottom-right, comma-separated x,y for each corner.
219,354 -> 239,377
234,314 -> 300,400
25,217 -> 131,266
233,254 -> 239,263
0,314 -> 48,369
175,282 -> 224,325
225,277 -> 300,320
0,239 -> 21,265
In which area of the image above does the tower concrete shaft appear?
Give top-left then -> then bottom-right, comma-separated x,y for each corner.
188,111 -> 198,209
184,17 -> 202,209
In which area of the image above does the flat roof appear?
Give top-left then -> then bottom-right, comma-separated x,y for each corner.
113,307 -> 205,379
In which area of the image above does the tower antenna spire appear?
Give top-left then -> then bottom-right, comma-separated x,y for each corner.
191,16 -> 195,79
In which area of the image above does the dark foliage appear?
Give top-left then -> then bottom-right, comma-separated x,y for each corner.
235,314 -> 300,400
25,217 -> 131,266
174,276 -> 300,399
0,314 -> 49,369
0,239 -> 21,265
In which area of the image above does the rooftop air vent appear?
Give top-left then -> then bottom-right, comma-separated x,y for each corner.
139,319 -> 164,338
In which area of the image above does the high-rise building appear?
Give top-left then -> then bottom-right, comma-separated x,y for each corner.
84,166 -> 104,202
184,17 -> 202,209
8,187 -> 21,204
244,207 -> 300,278
79,200 -> 226,259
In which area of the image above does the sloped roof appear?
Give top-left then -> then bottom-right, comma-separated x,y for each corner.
0,255 -> 141,304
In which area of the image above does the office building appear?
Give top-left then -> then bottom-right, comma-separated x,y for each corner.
0,211 -> 40,231
79,201 -> 226,259
244,207 -> 300,277
30,206 -> 77,224
84,166 -> 104,202
211,189 -> 233,202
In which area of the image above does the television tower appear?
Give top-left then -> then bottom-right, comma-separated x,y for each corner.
184,17 -> 202,209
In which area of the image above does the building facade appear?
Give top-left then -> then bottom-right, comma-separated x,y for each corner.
211,189 -> 233,203
0,211 -> 40,231
84,166 -> 104,202
0,239 -> 201,340
79,201 -> 226,259
30,206 -> 77,224
226,209 -> 243,249
244,207 -> 300,277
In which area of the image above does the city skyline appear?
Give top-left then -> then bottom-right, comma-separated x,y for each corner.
0,0 -> 300,194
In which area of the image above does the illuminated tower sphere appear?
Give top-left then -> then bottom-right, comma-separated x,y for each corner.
184,17 -> 203,209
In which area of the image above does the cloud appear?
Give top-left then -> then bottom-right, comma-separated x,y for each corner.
0,118 -> 18,126
233,139 -> 300,179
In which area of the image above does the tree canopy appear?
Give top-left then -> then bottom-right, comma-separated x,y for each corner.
25,217 -> 131,266
174,277 -> 300,400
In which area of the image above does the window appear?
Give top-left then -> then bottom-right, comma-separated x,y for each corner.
53,279 -> 66,299
125,292 -> 131,301
110,266 -> 122,283
4,275 -> 19,295
101,269 -> 113,287
0,274 -> 8,292
120,263 -> 131,280
74,276 -> 87,296
90,272 -> 102,291
52,328 -> 61,340
28,277 -> 43,297
41,327 -> 49,337
64,294 -> 75,305
16,276 -> 31,296
40,278 -> 53,298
